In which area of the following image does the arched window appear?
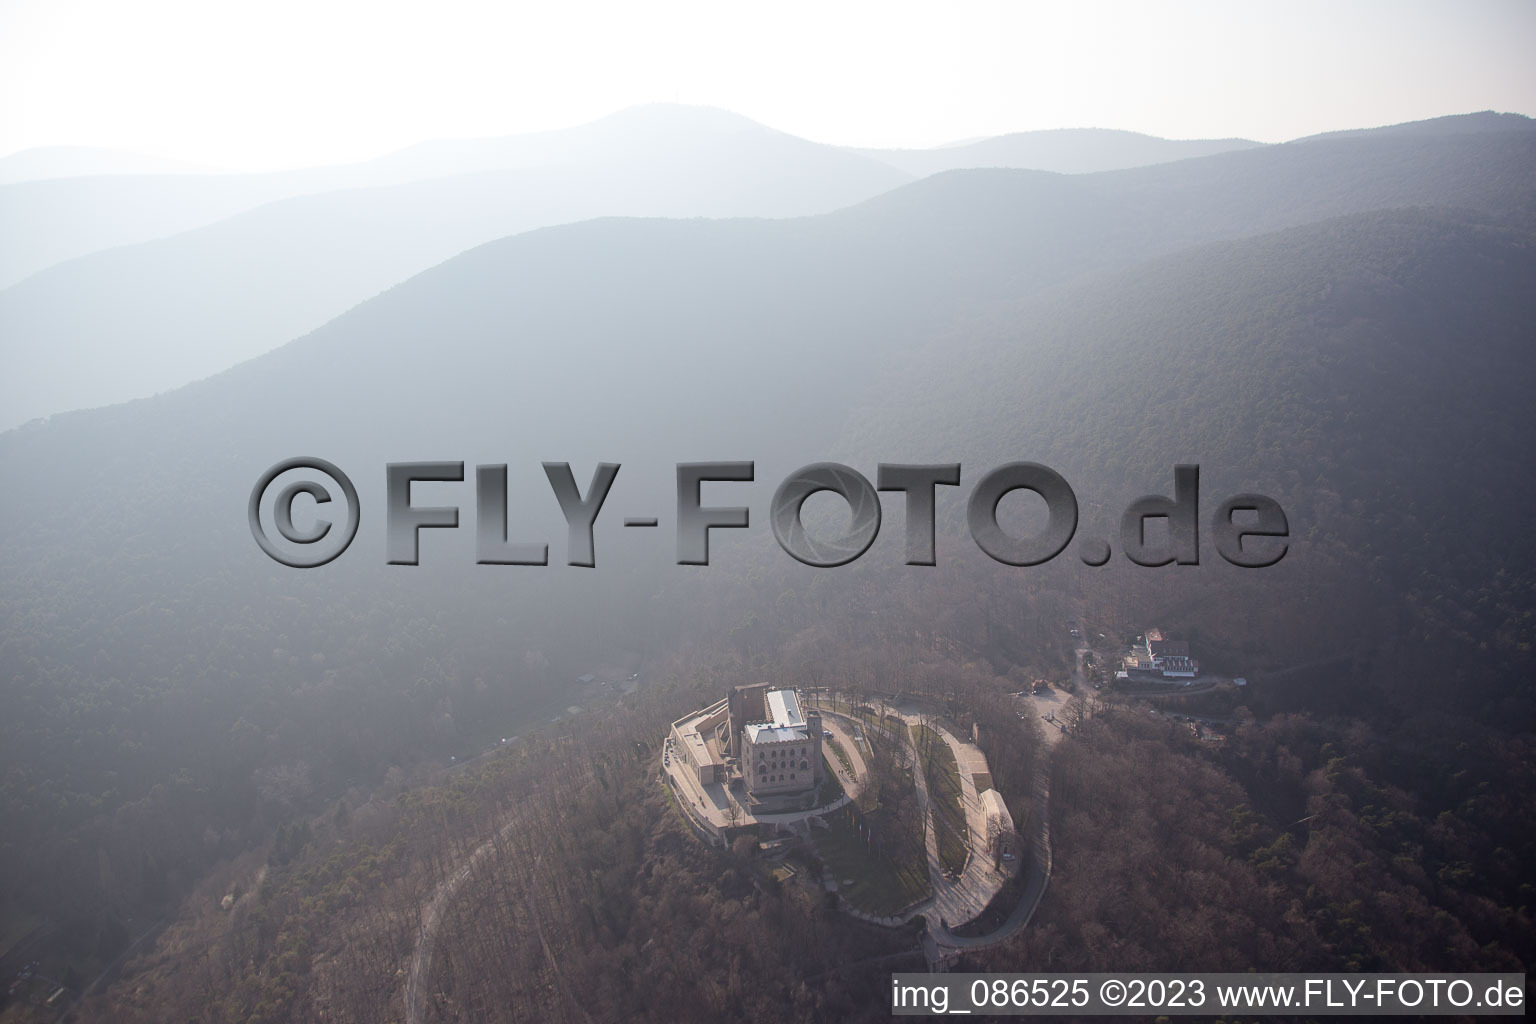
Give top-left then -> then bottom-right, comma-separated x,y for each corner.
790,773 -> 796,780
800,760 -> 809,771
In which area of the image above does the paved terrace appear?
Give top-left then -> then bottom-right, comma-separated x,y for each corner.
888,707 -> 1012,932
662,710 -> 863,837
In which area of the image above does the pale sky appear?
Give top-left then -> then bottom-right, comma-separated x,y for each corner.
1,0 -> 1533,171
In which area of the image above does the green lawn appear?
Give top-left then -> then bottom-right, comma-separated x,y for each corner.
813,810 -> 931,916
911,724 -> 969,877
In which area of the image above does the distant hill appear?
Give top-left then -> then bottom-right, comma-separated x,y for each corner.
359,103 -> 821,181
0,145 -> 221,184
4,113 -> 1532,432
0,172 -> 297,290
1292,110 -> 1533,143
0,104 -> 910,291
0,119 -> 911,429
854,127 -> 1262,176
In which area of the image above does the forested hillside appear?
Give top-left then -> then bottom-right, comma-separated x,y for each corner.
839,207 -> 1536,712
0,112 -> 1532,1013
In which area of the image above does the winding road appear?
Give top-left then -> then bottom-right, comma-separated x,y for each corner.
405,815 -> 520,1024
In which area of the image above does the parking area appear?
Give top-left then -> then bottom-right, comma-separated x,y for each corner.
1014,685 -> 1074,746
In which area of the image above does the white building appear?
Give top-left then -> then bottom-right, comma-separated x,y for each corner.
740,688 -> 824,811
670,699 -> 727,787
1124,627 -> 1200,680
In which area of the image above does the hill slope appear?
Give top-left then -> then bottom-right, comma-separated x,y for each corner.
838,208 -> 1536,691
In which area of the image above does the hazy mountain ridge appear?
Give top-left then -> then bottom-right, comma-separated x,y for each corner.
855,126 -> 1262,176
362,103 -> 814,180
1291,109 -> 1533,143
4,116 -> 1533,586
0,130 -> 912,429
0,104 -> 911,292
4,113 -> 1531,433
0,108 -> 1260,290
0,145 -> 222,184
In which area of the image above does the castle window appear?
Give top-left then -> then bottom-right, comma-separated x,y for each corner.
800,760 -> 809,771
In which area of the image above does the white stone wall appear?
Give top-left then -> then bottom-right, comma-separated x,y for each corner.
744,734 -> 816,796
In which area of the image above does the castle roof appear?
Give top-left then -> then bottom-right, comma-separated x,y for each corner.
744,688 -> 810,744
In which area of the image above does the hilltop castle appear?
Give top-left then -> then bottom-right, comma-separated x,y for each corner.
669,682 -> 826,815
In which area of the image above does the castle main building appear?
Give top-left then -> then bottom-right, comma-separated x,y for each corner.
727,683 -> 824,812
667,683 -> 828,822
739,688 -> 822,808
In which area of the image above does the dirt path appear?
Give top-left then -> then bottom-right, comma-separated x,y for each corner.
405,817 -> 519,1024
